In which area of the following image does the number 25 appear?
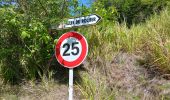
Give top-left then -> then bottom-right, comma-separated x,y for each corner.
63,42 -> 80,56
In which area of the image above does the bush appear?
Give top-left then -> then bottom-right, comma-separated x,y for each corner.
0,5 -> 53,84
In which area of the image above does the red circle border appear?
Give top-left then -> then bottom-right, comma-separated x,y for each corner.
55,32 -> 88,68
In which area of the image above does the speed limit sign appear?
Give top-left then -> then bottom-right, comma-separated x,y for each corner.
55,31 -> 88,68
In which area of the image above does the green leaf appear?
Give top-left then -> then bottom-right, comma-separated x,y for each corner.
33,26 -> 38,31
54,39 -> 58,44
21,31 -> 30,39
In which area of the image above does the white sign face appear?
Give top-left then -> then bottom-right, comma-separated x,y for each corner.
60,37 -> 82,62
56,14 -> 101,30
55,32 -> 88,68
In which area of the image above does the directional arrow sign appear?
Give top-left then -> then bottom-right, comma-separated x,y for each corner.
54,14 -> 101,30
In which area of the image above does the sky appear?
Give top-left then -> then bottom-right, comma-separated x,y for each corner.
78,0 -> 92,7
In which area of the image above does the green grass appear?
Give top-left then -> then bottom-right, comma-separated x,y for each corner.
76,7 -> 170,100
1,4 -> 170,100
76,72 -> 115,100
138,8 -> 170,73
80,7 -> 170,73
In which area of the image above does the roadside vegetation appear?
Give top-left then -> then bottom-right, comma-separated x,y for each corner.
0,0 -> 170,100
78,6 -> 170,100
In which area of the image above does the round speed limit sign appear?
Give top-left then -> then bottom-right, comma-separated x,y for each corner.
55,32 -> 88,68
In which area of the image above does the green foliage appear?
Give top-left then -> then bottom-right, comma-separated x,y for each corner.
114,0 -> 168,26
0,0 -> 169,86
92,0 -> 117,23
0,0 -> 70,83
69,0 -> 92,17
1,0 -> 170,99
92,0 -> 168,27
79,5 -> 170,74
0,6 -> 24,83
77,6 -> 170,99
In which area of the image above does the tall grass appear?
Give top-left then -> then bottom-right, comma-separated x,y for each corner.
80,7 -> 170,73
77,72 -> 115,100
77,7 -> 170,99
139,8 -> 170,73
0,3 -> 170,100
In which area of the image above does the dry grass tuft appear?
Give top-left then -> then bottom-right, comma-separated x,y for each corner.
79,53 -> 170,100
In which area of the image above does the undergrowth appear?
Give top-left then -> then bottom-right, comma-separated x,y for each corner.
0,3 -> 170,100
77,7 -> 170,100
79,7 -> 170,73
77,72 -> 115,100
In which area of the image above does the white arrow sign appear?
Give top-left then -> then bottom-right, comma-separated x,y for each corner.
52,14 -> 101,30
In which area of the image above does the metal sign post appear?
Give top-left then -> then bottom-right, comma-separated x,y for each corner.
69,68 -> 73,100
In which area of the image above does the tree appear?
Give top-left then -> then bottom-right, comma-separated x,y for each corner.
0,0 -> 72,83
93,0 -> 168,27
